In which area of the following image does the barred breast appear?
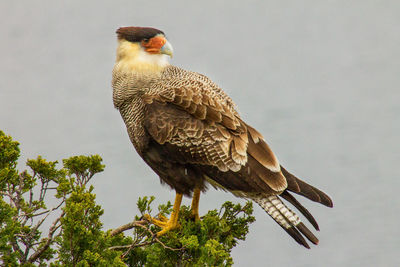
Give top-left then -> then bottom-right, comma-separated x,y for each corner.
112,66 -> 159,153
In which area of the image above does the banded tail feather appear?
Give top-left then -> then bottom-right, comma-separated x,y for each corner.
251,195 -> 319,248
280,191 -> 319,230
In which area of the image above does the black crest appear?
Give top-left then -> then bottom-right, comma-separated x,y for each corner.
116,27 -> 164,42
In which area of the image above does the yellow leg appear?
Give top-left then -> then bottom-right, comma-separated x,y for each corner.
145,193 -> 183,236
190,188 -> 201,221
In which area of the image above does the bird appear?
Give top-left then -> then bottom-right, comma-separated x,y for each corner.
112,26 -> 333,248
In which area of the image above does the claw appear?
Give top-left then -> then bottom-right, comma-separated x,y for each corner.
158,214 -> 169,222
143,214 -> 153,222
144,193 -> 183,236
153,218 -> 168,227
156,220 -> 180,236
144,214 -> 169,226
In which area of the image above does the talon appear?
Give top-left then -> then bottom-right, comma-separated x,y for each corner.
144,193 -> 183,236
156,220 -> 180,236
143,214 -> 170,227
143,214 -> 152,222
153,218 -> 168,227
158,214 -> 168,222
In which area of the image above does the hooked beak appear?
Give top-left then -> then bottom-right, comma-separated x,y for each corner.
160,40 -> 174,57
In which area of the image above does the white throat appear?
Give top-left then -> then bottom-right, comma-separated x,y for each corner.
136,49 -> 170,67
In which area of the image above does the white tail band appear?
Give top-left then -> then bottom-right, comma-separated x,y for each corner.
252,195 -> 301,229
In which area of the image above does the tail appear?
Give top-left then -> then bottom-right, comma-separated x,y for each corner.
251,195 -> 319,249
281,166 -> 333,208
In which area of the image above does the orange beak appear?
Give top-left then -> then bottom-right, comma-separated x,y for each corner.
142,35 -> 173,57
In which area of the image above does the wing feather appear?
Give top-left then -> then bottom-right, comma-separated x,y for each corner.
142,67 -> 287,194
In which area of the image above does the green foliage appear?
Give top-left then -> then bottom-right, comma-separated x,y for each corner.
0,131 -> 255,266
124,198 -> 255,266
0,131 -> 119,266
0,130 -> 20,191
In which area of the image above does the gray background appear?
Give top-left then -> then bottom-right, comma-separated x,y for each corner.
1,1 -> 399,266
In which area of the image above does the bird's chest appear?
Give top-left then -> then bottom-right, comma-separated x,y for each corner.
118,97 -> 149,153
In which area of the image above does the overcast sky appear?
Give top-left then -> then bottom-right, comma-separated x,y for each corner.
1,1 -> 399,266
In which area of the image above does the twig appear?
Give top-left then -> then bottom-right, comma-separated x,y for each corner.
110,218 -> 184,259
30,207 -> 54,234
133,221 -> 184,252
10,239 -> 23,260
28,188 -> 33,210
233,207 -> 246,218
154,236 -> 185,252
108,244 -> 132,250
109,220 -> 147,237
29,199 -> 65,218
121,239 -> 156,258
27,211 -> 64,263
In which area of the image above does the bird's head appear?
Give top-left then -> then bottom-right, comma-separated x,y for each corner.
115,26 -> 173,72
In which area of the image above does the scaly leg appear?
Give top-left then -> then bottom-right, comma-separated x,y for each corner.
145,193 -> 183,236
190,188 -> 201,221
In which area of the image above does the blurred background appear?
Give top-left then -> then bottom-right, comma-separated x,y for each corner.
1,1 -> 399,266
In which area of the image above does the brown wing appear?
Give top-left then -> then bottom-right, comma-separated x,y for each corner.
142,68 -> 288,195
142,68 -> 333,248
